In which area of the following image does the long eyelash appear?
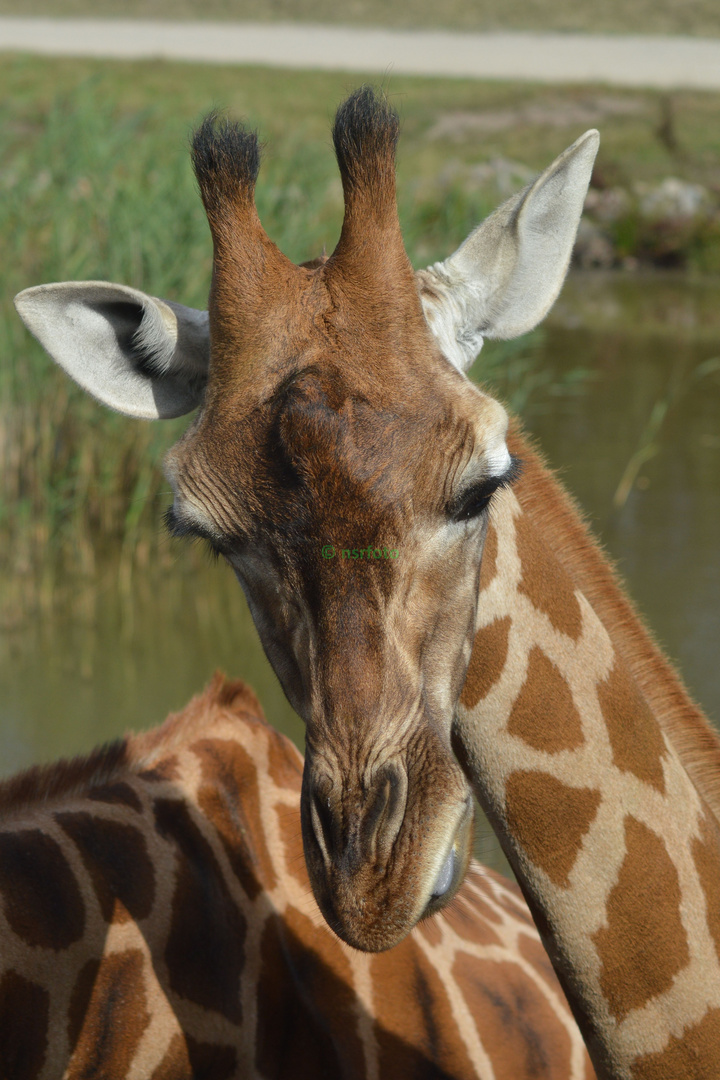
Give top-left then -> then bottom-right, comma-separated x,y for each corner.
164,505 -> 225,559
201,538 -> 222,563
504,454 -> 523,487
448,455 -> 523,522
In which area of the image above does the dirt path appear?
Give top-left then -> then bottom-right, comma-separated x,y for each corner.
1,17 -> 720,88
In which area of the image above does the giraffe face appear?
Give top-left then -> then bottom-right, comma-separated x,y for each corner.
164,342 -> 513,949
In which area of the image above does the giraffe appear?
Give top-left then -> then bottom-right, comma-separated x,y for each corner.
0,672 -> 595,1079
14,87 -> 594,944
13,86 -> 720,1076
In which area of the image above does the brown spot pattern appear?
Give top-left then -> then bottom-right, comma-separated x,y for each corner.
491,879 -> 535,924
479,519 -> 498,592
68,960 -> 101,1051
0,829 -> 85,948
138,755 -> 180,783
519,933 -> 568,994
149,1034 -> 190,1080
454,951 -> 576,1080
460,616 -> 511,708
56,812 -> 155,924
184,1037 -> 237,1080
372,939 -> 477,1079
504,771 -> 601,888
630,1006 -> 720,1079
255,908 -> 363,1078
441,892 -> 503,947
417,918 -> 443,946
266,728 -> 303,792
460,889 -> 503,927
194,737 -> 276,900
274,802 -> 309,889
515,512 -> 583,640
87,781 -> 142,812
154,797 -> 246,1024
0,971 -> 49,1080
507,646 -> 584,753
691,813 -> 720,963
66,949 -> 151,1079
598,659 -> 666,793
593,816 -> 689,1022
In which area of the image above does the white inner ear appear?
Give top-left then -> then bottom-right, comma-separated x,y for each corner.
14,281 -> 210,420
418,129 -> 600,373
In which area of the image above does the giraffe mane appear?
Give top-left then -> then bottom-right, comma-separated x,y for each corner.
0,673 -> 267,819
0,739 -> 131,820
509,417 -> 720,820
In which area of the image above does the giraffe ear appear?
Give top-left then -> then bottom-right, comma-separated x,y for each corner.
14,281 -> 210,420
418,129 -> 599,372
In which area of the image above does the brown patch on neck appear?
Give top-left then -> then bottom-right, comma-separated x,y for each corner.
514,512 -> 583,641
597,658 -> 667,793
507,420 -> 720,822
504,771 -> 601,888
630,1006 -> 720,1079
460,615 -> 511,708
691,813 -> 720,964
67,950 -> 151,1077
507,647 -> 584,753
478,519 -> 498,592
593,816 -> 690,1022
0,971 -> 49,1079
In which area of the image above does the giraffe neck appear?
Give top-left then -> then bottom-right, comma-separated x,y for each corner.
0,674 -> 593,1079
457,424 -> 720,1080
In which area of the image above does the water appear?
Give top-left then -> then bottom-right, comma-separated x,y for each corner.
1,272 -> 718,877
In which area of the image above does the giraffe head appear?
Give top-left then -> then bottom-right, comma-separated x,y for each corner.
15,88 -> 597,951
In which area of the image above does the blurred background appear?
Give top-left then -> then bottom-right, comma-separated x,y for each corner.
0,2 -> 718,876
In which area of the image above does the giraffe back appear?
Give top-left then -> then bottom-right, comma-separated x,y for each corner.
0,675 -> 594,1079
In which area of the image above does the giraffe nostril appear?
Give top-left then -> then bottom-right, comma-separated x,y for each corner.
310,784 -> 335,867
361,762 -> 408,864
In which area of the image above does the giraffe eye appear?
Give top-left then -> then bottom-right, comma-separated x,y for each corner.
452,489 -> 493,522
447,456 -> 523,524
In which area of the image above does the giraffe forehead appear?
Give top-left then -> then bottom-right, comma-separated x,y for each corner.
167,356 -> 509,547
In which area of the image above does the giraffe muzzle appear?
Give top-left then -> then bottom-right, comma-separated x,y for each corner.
301,746 -> 474,951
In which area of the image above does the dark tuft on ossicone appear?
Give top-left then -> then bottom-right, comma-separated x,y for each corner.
191,111 -> 261,214
332,87 -> 399,197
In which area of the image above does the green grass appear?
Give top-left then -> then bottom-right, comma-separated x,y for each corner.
2,54 -> 720,574
2,0 -> 720,37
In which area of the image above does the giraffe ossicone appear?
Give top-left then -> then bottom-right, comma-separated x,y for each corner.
15,87 -> 597,956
